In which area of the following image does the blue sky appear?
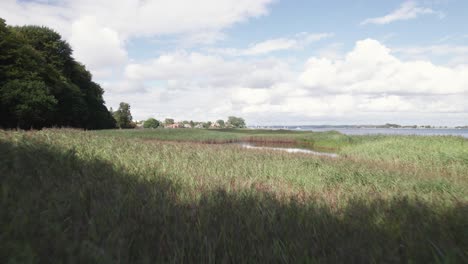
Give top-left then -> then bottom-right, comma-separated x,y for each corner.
1,0 -> 468,125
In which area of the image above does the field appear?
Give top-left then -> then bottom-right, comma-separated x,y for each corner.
1,128 -> 467,263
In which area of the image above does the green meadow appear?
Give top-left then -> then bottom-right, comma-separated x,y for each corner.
1,128 -> 467,263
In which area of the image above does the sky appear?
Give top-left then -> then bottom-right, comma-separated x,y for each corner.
1,0 -> 468,126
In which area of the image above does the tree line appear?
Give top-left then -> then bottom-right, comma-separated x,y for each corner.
143,116 -> 245,129
142,116 -> 246,129
0,18 -> 115,129
112,102 -> 246,129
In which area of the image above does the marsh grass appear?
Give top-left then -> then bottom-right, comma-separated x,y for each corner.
95,128 -> 352,151
1,129 -> 467,263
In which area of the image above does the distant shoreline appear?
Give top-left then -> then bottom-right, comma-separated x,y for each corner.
250,126 -> 468,129
247,126 -> 468,138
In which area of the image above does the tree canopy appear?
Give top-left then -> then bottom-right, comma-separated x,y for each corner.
113,102 -> 134,129
216,119 -> 225,128
143,118 -> 160,129
227,116 -> 246,128
0,18 -> 115,129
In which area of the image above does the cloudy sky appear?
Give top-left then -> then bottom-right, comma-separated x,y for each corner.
1,0 -> 468,125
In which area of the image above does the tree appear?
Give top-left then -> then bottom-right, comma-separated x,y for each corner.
113,102 -> 133,129
216,119 -> 225,128
227,116 -> 246,128
0,80 -> 57,129
202,121 -> 212,129
0,18 -> 115,129
189,120 -> 195,128
143,118 -> 160,129
164,118 -> 175,126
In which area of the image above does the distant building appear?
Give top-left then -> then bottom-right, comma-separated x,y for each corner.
135,120 -> 144,129
165,123 -> 183,129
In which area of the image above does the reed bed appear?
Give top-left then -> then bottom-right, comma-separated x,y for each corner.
95,128 -> 351,150
1,129 -> 467,263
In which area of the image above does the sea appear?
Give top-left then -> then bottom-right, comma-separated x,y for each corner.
257,126 -> 468,138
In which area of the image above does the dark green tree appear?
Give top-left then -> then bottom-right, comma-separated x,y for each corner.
113,102 -> 133,129
1,80 -> 57,128
0,18 -> 115,129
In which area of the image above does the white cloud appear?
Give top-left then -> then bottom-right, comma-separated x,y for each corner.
0,0 -> 275,37
361,1 -> 443,25
395,45 -> 468,57
125,52 -> 293,89
69,16 -> 127,77
0,0 -> 275,77
210,33 -> 333,56
300,39 -> 468,95
0,0 -> 72,37
393,44 -> 468,66
114,39 -> 468,125
244,38 -> 298,55
67,0 -> 274,38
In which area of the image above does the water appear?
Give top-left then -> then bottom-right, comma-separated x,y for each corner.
239,143 -> 338,158
237,127 -> 468,156
271,127 -> 468,138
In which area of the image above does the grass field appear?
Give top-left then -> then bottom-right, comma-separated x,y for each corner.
1,128 -> 467,263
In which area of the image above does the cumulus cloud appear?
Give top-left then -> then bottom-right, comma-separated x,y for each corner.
69,16 -> 127,77
300,39 -> 468,95
116,39 -> 468,124
361,1 -> 443,25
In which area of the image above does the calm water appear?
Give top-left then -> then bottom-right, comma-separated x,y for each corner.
238,143 -> 338,157
291,127 -> 468,138
238,127 -> 468,156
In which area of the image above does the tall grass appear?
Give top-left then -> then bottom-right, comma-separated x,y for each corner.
1,129 -> 467,263
95,128 -> 352,150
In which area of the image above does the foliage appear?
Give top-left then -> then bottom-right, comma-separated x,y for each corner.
143,118 -> 160,129
227,116 -> 246,128
1,129 -> 467,262
0,18 -> 115,129
113,102 -> 134,129
1,80 -> 57,128
216,119 -> 225,128
164,118 -> 175,126
203,121 -> 212,129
